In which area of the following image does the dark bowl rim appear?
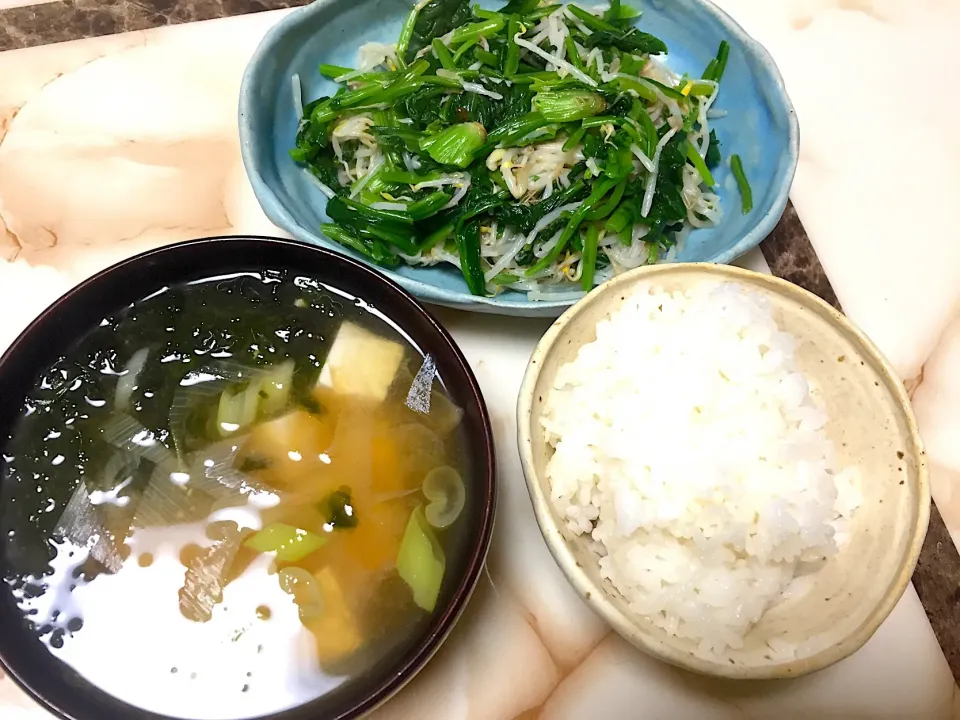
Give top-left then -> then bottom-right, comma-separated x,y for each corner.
0,235 -> 497,720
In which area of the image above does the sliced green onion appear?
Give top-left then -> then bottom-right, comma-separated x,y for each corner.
397,506 -> 445,612
244,522 -> 327,563
216,381 -> 260,436
278,567 -> 324,621
422,466 -> 466,529
258,360 -> 295,417
730,154 -> 753,214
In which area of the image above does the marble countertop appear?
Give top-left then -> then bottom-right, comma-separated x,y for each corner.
0,1 -> 958,718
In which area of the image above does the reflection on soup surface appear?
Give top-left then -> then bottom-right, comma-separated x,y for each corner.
1,270 -> 469,719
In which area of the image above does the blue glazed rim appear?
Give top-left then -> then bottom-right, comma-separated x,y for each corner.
239,0 -> 799,314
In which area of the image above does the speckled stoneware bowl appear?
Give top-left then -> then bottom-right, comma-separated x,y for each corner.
516,263 -> 929,680
238,0 -> 799,316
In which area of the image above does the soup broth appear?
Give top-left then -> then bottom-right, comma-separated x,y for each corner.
0,269 -> 470,719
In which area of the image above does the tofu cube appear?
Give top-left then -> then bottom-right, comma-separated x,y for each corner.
317,322 -> 405,402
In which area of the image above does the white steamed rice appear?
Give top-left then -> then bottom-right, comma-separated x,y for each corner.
541,282 -> 860,656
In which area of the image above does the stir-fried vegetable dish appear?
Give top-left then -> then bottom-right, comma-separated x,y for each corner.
291,0 -> 752,299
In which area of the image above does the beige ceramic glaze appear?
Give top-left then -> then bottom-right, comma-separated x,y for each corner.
517,263 -> 930,680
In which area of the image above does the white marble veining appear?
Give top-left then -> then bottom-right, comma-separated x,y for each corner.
710,0 -> 960,387
0,4 -> 958,718
912,315 -> 960,547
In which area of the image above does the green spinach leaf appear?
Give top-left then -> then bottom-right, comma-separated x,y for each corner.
583,28 -> 667,55
404,0 -> 474,64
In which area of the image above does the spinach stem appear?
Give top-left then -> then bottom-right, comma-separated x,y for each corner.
686,144 -> 715,187
730,154 -> 752,214
580,223 -> 600,291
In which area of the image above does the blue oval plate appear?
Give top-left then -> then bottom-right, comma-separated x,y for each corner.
239,0 -> 798,316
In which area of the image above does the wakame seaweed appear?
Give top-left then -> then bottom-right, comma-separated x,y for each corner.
321,487 -> 359,530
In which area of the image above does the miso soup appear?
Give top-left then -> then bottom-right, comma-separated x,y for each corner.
0,269 -> 471,719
